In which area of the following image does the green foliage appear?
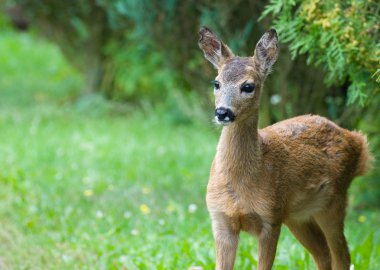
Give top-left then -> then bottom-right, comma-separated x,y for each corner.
6,0 -> 200,104
262,0 -> 380,106
3,0 -> 342,120
103,40 -> 177,102
4,1 -> 267,98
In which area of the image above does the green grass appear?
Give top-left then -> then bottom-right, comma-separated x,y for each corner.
0,29 -> 379,270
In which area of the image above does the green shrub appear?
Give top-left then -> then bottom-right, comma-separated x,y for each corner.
102,40 -> 177,102
262,0 -> 380,106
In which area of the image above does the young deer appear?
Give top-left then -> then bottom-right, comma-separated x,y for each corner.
198,27 -> 372,270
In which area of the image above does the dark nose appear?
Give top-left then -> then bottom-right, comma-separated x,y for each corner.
215,107 -> 235,122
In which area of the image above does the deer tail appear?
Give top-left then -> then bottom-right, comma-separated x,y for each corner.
352,131 -> 373,177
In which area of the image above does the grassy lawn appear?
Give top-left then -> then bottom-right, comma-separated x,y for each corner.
0,30 -> 379,270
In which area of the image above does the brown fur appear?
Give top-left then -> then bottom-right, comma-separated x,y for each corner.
199,27 -> 372,270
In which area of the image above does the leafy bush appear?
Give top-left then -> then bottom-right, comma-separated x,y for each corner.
262,0 -> 380,106
1,1 -> 331,120
4,0 -> 377,131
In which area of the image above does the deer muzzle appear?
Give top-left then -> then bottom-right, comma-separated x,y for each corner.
215,107 -> 235,124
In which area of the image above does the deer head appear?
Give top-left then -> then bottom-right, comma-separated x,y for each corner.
199,27 -> 279,126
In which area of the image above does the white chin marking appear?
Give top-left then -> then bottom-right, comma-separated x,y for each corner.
214,117 -> 232,126
216,120 -> 231,126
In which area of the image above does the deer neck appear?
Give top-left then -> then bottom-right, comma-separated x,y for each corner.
217,113 -> 262,177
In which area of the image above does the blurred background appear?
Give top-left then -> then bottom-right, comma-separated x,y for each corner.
0,0 -> 379,269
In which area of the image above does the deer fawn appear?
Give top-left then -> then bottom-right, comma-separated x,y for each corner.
198,27 -> 372,270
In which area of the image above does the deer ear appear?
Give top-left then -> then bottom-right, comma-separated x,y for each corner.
198,26 -> 234,69
253,29 -> 279,75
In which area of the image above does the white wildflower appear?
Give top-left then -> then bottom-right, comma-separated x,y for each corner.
188,204 -> 197,213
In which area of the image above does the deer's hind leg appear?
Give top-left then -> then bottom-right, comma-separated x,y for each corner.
285,219 -> 331,270
314,195 -> 351,270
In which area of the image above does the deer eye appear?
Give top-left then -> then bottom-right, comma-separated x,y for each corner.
213,80 -> 220,90
241,83 -> 255,93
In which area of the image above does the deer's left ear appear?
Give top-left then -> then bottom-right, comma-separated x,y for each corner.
253,29 -> 279,75
198,26 -> 234,69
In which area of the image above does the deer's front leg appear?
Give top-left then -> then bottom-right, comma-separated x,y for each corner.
257,222 -> 281,270
211,212 -> 240,270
